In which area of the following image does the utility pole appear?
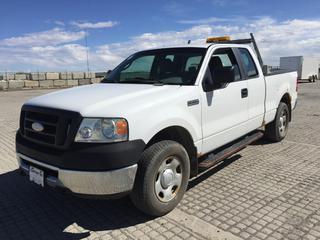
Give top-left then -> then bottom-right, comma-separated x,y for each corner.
85,30 -> 90,73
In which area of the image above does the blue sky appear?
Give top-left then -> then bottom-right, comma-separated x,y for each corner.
1,0 -> 320,72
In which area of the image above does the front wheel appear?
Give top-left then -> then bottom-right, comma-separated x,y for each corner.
265,102 -> 290,142
130,140 -> 190,216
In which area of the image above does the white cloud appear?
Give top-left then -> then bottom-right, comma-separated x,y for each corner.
54,20 -> 65,26
71,21 -> 119,29
211,0 -> 247,7
178,16 -> 245,25
93,18 -> 320,69
179,17 -> 227,24
1,17 -> 320,72
0,44 -> 88,71
0,28 -> 85,47
163,1 -> 187,16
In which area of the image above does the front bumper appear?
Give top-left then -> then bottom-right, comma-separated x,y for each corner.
17,153 -> 137,195
16,131 -> 145,171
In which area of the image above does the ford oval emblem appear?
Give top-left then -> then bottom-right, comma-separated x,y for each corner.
32,122 -> 44,132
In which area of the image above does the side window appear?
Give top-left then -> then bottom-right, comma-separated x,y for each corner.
185,55 -> 202,71
165,55 -> 174,61
208,48 -> 241,81
239,48 -> 258,78
120,55 -> 155,80
213,54 -> 233,67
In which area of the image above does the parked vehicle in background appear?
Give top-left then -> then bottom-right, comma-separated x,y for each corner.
16,34 -> 298,216
280,56 -> 319,82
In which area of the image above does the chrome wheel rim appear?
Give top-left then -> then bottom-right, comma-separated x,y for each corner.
279,109 -> 288,137
155,156 -> 182,203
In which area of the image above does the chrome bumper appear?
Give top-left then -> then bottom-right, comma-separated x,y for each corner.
17,153 -> 137,195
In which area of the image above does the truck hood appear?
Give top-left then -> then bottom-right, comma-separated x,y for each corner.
26,83 -> 181,116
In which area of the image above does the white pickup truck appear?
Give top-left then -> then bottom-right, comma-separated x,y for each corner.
16,34 -> 297,216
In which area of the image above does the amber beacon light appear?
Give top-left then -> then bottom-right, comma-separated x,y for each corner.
206,36 -> 231,43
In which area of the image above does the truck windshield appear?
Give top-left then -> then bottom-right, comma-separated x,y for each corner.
101,48 -> 206,85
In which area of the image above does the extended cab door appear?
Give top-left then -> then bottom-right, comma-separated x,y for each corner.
236,47 -> 265,132
200,47 -> 249,154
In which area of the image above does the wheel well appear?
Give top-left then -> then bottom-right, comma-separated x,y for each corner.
280,93 -> 292,121
146,126 -> 198,177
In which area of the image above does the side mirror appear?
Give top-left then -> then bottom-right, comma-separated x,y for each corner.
202,66 -> 235,92
212,66 -> 235,84
202,77 -> 215,92
106,69 -> 112,75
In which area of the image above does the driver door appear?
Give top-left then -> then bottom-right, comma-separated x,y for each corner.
201,48 -> 249,154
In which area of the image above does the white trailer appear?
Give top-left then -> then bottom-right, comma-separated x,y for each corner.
280,56 -> 318,82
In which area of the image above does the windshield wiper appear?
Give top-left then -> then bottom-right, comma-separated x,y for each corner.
123,77 -> 164,85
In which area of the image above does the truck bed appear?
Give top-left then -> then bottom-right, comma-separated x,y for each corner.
264,71 -> 298,125
264,69 -> 296,76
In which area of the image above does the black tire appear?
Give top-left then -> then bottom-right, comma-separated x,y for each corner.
265,102 -> 290,142
130,140 -> 190,216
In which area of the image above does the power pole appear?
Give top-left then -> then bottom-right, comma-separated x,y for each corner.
85,30 -> 90,73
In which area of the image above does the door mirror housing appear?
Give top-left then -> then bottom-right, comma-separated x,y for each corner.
202,66 -> 235,92
212,66 -> 235,84
202,77 -> 215,92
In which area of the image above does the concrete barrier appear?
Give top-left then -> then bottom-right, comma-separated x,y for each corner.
0,72 -> 105,91
46,72 -> 60,80
60,72 -> 72,80
53,79 -> 67,87
91,78 -> 103,84
5,74 -> 15,80
24,80 -> 39,88
39,80 -> 54,88
15,74 -> 27,80
67,79 -> 79,86
72,72 -> 85,79
85,72 -> 95,79
31,73 -> 45,81
0,80 -> 8,90
79,79 -> 91,85
9,80 -> 25,89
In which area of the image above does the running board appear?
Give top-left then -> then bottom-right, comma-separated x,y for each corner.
198,131 -> 264,171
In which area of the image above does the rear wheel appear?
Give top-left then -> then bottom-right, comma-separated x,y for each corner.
130,140 -> 190,216
265,102 -> 290,142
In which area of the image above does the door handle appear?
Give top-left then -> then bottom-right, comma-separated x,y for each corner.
241,88 -> 248,98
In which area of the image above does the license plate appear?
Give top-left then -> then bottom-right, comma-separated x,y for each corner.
29,166 -> 44,187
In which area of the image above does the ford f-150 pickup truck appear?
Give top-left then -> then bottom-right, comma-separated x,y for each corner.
16,34 -> 297,216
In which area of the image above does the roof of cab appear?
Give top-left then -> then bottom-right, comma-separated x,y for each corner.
141,43 -> 251,51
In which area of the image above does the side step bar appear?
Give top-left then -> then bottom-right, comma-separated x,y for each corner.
198,131 -> 264,171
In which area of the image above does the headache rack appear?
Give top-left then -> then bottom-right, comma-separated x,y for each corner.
206,33 -> 266,73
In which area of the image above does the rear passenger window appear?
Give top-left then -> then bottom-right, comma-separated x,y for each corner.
209,48 -> 241,81
239,48 -> 258,78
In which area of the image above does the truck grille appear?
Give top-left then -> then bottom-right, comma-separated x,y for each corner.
20,105 -> 81,149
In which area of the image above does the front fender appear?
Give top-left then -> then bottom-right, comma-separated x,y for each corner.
127,108 -> 202,153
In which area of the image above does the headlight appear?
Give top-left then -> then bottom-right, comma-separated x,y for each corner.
75,118 -> 128,143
